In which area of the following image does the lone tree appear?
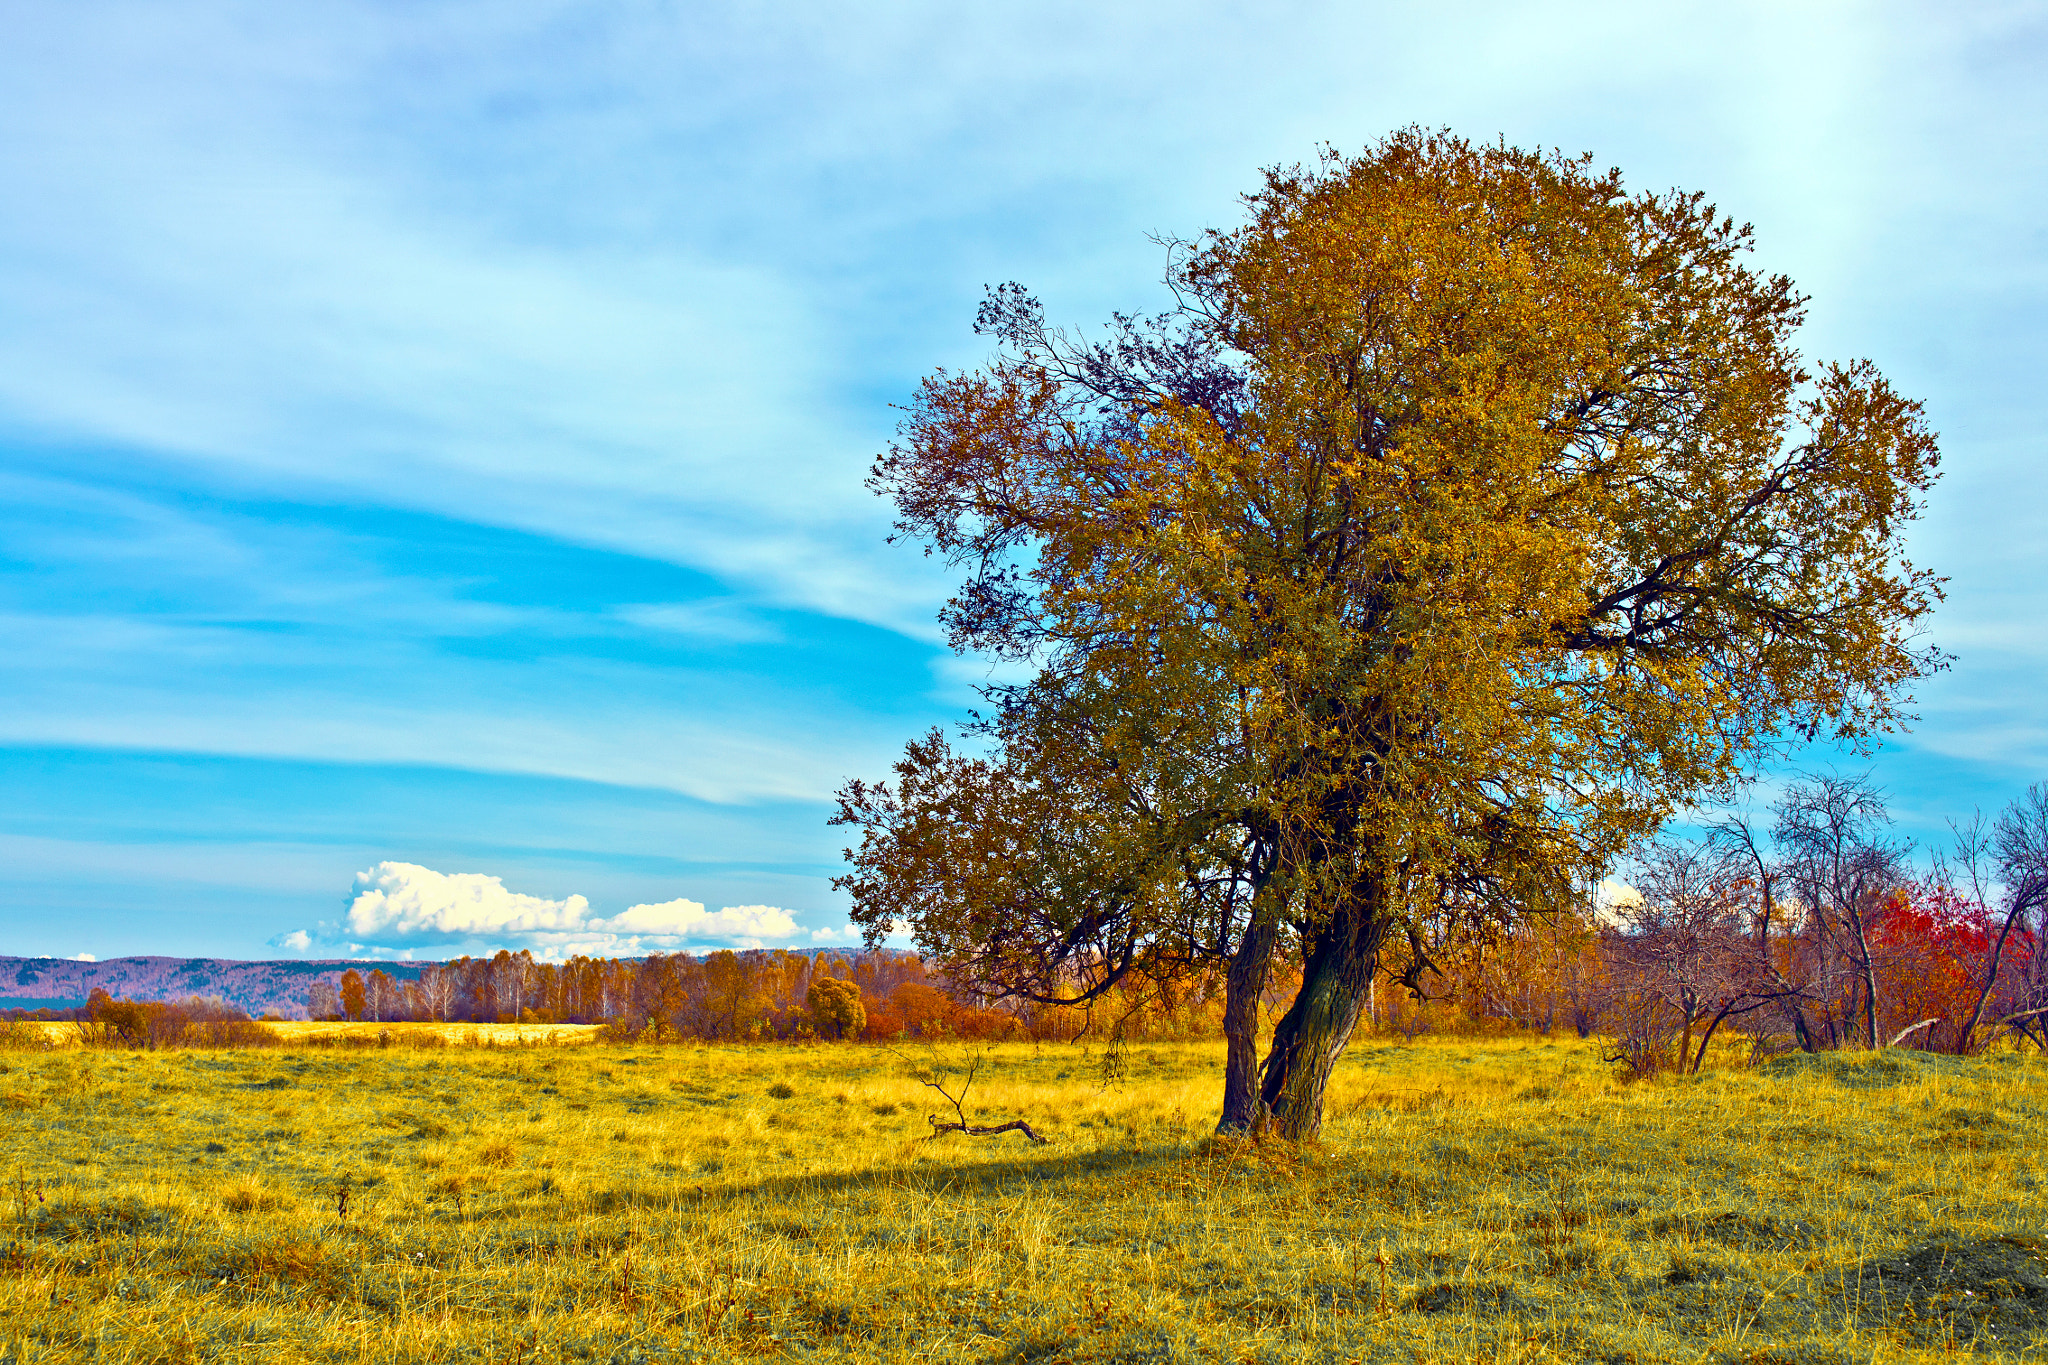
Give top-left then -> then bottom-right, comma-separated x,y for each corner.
805,975 -> 866,1040
338,968 -> 367,1024
835,130 -> 1943,1140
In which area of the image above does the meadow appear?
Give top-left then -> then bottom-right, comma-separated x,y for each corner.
3,1031 -> 2045,1363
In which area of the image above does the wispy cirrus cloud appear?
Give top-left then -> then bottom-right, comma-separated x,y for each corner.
612,600 -> 783,644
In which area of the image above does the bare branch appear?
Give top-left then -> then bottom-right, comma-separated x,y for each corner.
895,1045 -> 1051,1145
927,1115 -> 1049,1144
1886,1018 -> 1940,1048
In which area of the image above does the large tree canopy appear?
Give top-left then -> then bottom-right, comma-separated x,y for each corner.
835,130 -> 1943,1138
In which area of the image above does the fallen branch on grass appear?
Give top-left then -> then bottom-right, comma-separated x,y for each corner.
928,1115 -> 1048,1144
891,1044 -> 1051,1145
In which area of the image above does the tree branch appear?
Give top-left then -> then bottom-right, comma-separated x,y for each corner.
896,1046 -> 1051,1145
1886,1017 -> 1940,1048
927,1115 -> 1049,1144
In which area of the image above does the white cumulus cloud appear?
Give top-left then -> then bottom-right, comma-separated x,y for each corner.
1595,876 -> 1643,929
277,861 -> 820,960
593,899 -> 795,943
344,862 -> 590,942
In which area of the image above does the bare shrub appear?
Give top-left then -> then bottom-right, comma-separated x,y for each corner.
1602,843 -> 1768,1076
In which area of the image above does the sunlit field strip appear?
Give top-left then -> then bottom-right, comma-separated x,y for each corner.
7,1019 -> 604,1048
268,1021 -> 604,1046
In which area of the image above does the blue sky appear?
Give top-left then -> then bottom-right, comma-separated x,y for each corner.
2,1 -> 2043,961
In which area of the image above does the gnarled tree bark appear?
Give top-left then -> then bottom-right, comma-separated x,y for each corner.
1217,905 -> 1280,1132
1259,888 -> 1391,1141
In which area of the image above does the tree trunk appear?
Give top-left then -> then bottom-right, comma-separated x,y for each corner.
1258,889 -> 1389,1141
1217,899 -> 1281,1133
1676,993 -> 1697,1076
1960,889 -> 2035,1054
1791,1007 -> 1815,1053
1847,904 -> 1881,1048
1688,996 -> 1755,1074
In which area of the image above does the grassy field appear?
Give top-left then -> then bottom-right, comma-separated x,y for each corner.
2,1033 -> 2045,1363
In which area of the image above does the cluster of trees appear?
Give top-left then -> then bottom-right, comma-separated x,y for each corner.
302,949 -> 1123,1041
1592,778 -> 2048,1073
78,989 -> 276,1049
1329,777 -> 2048,1075
52,766 -> 2048,1062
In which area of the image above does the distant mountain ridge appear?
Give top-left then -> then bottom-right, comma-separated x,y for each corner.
1,956 -> 427,1020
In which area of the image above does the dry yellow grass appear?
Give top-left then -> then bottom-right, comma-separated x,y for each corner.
2,1034 -> 2045,1361
4,1017 -> 602,1048
266,1020 -> 604,1046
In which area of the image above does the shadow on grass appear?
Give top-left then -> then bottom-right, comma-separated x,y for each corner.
587,1132 -> 1305,1215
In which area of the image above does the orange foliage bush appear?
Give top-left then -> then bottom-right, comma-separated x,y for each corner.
83,988 -> 278,1049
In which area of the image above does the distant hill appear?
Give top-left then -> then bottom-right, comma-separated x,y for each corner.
0,957 -> 427,1020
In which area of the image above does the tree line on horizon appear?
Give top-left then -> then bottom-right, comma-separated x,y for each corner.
31,767 -> 2046,1062
302,949 -> 996,1038
293,947 -> 1241,1043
